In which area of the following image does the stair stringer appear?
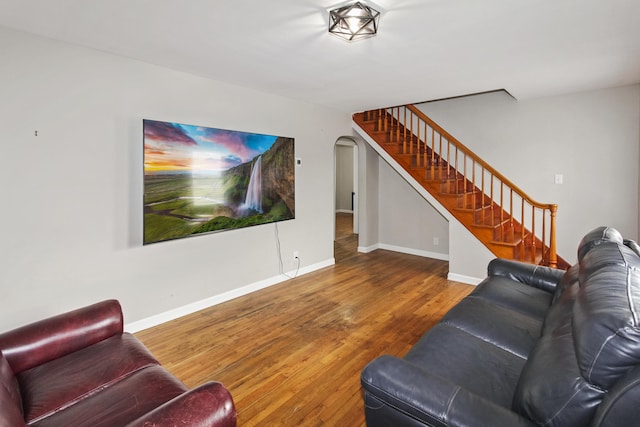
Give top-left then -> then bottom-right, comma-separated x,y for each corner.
353,120 -> 492,284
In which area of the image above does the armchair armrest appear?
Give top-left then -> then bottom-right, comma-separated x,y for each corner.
487,258 -> 564,293
0,299 -> 123,374
362,355 -> 535,427
126,381 -> 236,427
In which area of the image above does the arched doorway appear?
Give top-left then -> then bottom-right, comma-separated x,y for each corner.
334,137 -> 359,262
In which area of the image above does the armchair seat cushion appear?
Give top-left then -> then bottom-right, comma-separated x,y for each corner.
31,366 -> 188,427
19,333 -> 160,424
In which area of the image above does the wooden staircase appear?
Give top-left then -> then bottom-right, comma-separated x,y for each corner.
353,105 -> 569,269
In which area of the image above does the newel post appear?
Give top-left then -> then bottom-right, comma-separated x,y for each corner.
549,205 -> 558,268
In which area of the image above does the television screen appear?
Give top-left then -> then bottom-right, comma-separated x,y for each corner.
143,119 -> 295,244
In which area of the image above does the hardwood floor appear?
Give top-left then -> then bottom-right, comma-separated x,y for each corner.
135,223 -> 473,426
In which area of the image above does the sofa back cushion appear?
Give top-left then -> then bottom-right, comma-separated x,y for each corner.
542,266 -> 579,335
576,226 -> 623,262
512,331 -> 604,427
513,231 -> 640,427
624,239 -> 640,257
0,351 -> 25,426
574,245 -> 640,389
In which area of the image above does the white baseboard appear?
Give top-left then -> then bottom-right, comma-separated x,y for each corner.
336,209 -> 354,214
447,272 -> 483,285
357,244 -> 379,253
125,258 -> 335,333
358,243 -> 449,261
375,243 -> 450,261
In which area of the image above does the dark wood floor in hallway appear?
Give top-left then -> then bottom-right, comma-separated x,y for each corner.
135,222 -> 473,426
334,212 -> 358,262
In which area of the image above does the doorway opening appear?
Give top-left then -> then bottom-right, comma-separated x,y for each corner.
334,138 -> 359,262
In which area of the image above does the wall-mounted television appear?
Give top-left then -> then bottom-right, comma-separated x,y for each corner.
143,119 -> 295,244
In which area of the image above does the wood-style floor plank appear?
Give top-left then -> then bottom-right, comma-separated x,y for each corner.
136,221 -> 473,426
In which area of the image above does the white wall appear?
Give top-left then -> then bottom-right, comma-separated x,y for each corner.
418,86 -> 640,264
335,145 -> 354,212
356,136 -> 380,251
377,159 -> 449,259
448,221 -> 494,284
0,27 -> 351,331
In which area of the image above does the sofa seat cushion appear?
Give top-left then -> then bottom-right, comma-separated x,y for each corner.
440,296 -> 543,359
18,333 -> 159,424
405,324 -> 527,408
30,365 -> 187,427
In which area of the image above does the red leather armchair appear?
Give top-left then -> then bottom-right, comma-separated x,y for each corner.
0,300 -> 236,427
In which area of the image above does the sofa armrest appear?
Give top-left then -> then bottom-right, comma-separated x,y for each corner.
362,355 -> 535,427
126,381 -> 236,427
487,258 -> 564,293
591,366 -> 640,427
0,299 -> 123,374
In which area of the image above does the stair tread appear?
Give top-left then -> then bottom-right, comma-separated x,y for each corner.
424,175 -> 459,182
492,239 -> 527,247
472,219 -> 512,229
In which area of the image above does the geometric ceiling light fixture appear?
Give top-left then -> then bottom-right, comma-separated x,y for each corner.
328,1 -> 381,42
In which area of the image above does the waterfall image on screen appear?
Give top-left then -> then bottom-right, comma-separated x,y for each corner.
243,156 -> 263,213
143,120 -> 295,244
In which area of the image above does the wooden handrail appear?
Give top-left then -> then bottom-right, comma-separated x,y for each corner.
362,105 -> 558,268
405,105 -> 555,212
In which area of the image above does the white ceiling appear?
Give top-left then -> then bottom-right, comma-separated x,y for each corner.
1,0 -> 639,112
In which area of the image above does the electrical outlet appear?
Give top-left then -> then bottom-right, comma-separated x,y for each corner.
293,251 -> 299,260
433,237 -> 439,246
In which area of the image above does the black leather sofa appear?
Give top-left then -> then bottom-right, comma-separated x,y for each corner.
361,226 -> 640,427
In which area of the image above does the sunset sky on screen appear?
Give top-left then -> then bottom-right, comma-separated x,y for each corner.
143,119 -> 277,174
